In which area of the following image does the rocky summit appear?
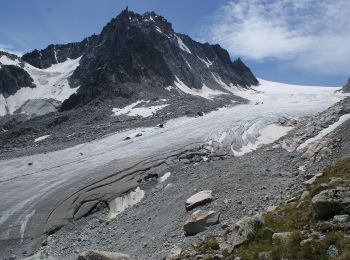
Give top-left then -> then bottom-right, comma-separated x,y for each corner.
2,8 -> 258,116
61,9 -> 258,110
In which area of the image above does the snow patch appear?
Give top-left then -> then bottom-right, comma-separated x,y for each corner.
198,57 -> 213,68
53,48 -> 58,63
183,56 -> 192,69
112,101 -> 144,116
159,172 -> 171,183
297,113 -> 350,150
108,187 -> 145,220
155,27 -> 163,33
0,57 -> 81,116
174,76 -> 227,100
128,105 -> 169,117
34,135 -> 51,142
0,55 -> 21,67
112,100 -> 169,118
175,35 -> 192,54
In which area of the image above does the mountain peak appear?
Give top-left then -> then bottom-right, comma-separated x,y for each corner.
101,9 -> 173,37
17,9 -> 258,112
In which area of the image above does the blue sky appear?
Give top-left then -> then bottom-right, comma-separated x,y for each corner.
1,0 -> 349,86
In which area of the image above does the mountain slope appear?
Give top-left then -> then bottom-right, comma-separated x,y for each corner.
0,52 -> 80,116
61,9 -> 258,110
0,8 -> 258,118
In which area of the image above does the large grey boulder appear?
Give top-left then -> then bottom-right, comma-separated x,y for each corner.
78,250 -> 130,260
220,215 -> 262,253
312,188 -> 350,220
184,210 -> 220,235
185,190 -> 213,210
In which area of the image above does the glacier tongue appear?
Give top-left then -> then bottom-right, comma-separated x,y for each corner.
0,78 -> 346,241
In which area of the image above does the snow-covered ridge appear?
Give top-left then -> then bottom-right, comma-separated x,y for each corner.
0,56 -> 81,116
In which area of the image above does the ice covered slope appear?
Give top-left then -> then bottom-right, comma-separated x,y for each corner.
0,79 -> 345,241
0,55 -> 81,116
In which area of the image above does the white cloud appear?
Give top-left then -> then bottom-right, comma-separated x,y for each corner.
0,43 -> 23,56
204,0 -> 350,74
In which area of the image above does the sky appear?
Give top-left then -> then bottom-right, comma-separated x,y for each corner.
0,0 -> 349,86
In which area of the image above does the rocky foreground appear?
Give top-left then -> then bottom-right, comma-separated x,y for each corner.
4,97 -> 347,260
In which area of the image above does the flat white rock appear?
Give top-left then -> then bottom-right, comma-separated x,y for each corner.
185,190 -> 213,210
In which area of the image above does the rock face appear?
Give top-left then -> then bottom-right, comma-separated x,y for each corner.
185,190 -> 213,210
0,65 -> 35,96
342,78 -> 350,93
78,250 -> 130,260
184,210 -> 220,235
312,188 -> 350,220
14,99 -> 61,117
22,35 -> 99,69
1,9 -> 258,119
59,8 -> 258,110
301,139 -> 332,163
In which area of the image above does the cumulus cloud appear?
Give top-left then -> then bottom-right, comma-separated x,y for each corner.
204,0 -> 350,74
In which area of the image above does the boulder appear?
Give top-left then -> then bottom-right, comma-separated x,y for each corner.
220,215 -> 262,253
185,190 -> 213,210
310,183 -> 328,197
303,172 -> 323,187
78,250 -> 130,260
312,188 -> 350,220
286,197 -> 297,204
333,214 -> 350,223
327,245 -> 339,257
184,210 -> 220,235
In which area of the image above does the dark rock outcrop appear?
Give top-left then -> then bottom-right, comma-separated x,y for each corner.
342,78 -> 350,93
0,65 -> 35,96
15,8 -> 258,113
312,188 -> 350,220
22,35 -> 99,69
58,9 -> 258,110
